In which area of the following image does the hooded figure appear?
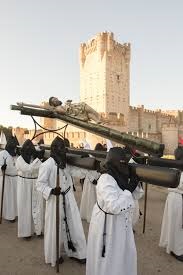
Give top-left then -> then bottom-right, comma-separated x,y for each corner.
5,136 -> 17,157
16,139 -> 43,238
50,136 -> 67,169
159,146 -> 183,261
126,147 -> 144,228
86,147 -> 139,275
103,147 -> 139,192
79,143 -> 103,223
36,136 -> 90,267
0,136 -> 18,221
21,139 -> 37,164
94,143 -> 105,151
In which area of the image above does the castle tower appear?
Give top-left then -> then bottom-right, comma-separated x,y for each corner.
80,32 -> 130,128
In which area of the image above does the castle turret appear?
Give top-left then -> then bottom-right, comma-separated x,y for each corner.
80,32 -> 130,131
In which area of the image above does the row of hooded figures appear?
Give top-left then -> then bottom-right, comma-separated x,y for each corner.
0,135 -> 183,275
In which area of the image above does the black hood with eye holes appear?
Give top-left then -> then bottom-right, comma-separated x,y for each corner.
5,136 -> 18,157
21,139 -> 36,164
50,136 -> 67,169
103,147 -> 130,190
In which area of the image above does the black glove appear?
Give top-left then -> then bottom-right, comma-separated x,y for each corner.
92,179 -> 98,185
81,154 -> 89,158
126,174 -> 139,193
37,149 -> 45,160
51,187 -> 61,196
1,164 -> 7,172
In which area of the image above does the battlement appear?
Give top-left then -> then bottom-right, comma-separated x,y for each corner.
162,110 -> 179,117
162,123 -> 178,129
129,106 -> 139,111
80,31 -> 130,63
129,105 -> 156,114
144,109 -> 156,114
129,105 -> 175,118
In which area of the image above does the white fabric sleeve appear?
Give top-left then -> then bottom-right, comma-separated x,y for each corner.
0,151 -> 5,166
97,174 -> 134,215
67,164 -> 88,179
36,164 -> 52,201
132,183 -> 144,200
87,170 -> 100,182
129,157 -> 144,200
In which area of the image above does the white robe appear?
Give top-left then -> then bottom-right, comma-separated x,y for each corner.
0,150 -> 17,220
80,170 -> 100,223
36,157 -> 88,267
159,172 -> 183,256
132,184 -> 144,227
129,158 -> 144,227
86,174 -> 137,275
16,156 -> 43,237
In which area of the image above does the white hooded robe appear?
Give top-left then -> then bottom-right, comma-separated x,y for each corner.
36,157 -> 88,267
159,172 -> 183,256
80,170 -> 100,223
0,150 -> 17,220
16,156 -> 43,237
86,173 -> 137,275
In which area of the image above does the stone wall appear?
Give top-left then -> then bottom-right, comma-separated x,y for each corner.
80,32 -> 130,128
161,124 -> 178,154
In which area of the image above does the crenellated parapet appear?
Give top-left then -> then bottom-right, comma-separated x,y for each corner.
80,31 -> 130,65
162,123 -> 178,129
129,106 -> 139,112
129,105 -> 178,118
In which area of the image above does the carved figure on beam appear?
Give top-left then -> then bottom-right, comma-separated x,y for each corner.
48,97 -> 107,124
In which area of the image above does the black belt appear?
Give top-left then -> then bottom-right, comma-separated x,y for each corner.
18,175 -> 38,179
97,202 -> 113,258
97,202 -> 114,216
5,174 -> 18,177
61,186 -> 71,196
61,186 -> 76,252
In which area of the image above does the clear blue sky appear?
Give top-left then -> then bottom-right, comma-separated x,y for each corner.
0,0 -> 182,128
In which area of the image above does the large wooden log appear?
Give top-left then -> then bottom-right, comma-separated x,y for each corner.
129,163 -> 180,188
11,104 -> 164,156
43,149 -> 180,188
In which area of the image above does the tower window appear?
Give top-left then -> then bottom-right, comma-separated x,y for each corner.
117,75 -> 120,81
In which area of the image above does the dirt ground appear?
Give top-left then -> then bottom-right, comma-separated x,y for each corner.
0,183 -> 183,275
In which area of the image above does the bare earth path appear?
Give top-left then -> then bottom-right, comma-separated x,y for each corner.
0,183 -> 182,275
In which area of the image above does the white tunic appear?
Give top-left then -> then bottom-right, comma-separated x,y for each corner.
129,158 -> 144,226
132,184 -> 144,227
16,156 -> 42,237
80,170 -> 100,223
86,174 -> 137,275
159,172 -> 183,256
36,157 -> 88,267
0,150 -> 17,220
